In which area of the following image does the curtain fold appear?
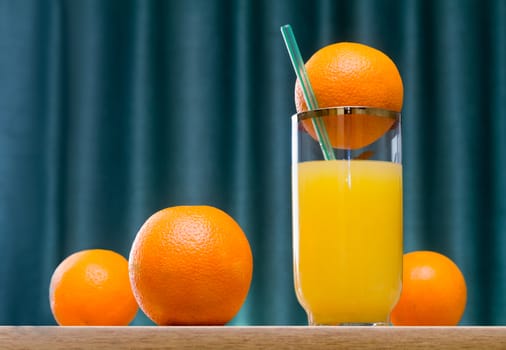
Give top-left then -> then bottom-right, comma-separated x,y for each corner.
0,0 -> 505,325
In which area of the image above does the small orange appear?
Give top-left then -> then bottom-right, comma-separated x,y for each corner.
49,249 -> 139,326
128,205 -> 253,325
295,42 -> 403,149
390,251 -> 467,326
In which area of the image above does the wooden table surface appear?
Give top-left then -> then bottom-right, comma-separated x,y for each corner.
0,326 -> 505,349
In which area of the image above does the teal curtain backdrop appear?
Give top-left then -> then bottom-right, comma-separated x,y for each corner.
0,0 -> 505,325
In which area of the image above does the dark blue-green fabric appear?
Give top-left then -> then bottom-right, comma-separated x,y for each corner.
0,0 -> 505,325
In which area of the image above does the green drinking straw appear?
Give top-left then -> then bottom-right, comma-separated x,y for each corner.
280,24 -> 335,161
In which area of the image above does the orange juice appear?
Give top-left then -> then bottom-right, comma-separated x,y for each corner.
293,159 -> 402,325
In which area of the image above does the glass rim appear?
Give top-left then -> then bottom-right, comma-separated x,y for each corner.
293,106 -> 401,121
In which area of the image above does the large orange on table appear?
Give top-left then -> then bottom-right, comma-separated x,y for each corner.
295,42 -> 403,149
49,249 -> 139,326
390,251 -> 467,326
128,205 -> 253,325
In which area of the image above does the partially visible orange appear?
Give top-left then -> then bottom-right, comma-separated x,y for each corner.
295,42 -> 403,149
49,249 -> 139,326
390,251 -> 467,326
128,205 -> 253,325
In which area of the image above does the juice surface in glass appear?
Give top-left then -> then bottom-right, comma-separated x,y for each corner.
293,159 -> 403,325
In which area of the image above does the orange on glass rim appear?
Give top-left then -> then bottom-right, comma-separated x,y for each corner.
294,42 -> 403,149
128,205 -> 253,325
390,250 -> 467,326
49,249 -> 139,326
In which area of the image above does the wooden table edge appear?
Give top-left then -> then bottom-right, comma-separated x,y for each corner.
0,326 -> 505,349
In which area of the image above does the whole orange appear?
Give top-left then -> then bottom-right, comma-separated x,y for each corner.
128,205 -> 253,325
390,251 -> 467,326
295,42 -> 403,149
49,249 -> 139,326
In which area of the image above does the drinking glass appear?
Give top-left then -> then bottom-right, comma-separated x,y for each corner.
292,106 -> 403,326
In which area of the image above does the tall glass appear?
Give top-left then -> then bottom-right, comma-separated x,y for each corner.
292,107 -> 403,326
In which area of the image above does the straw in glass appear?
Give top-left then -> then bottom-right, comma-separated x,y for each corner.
280,24 -> 335,161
